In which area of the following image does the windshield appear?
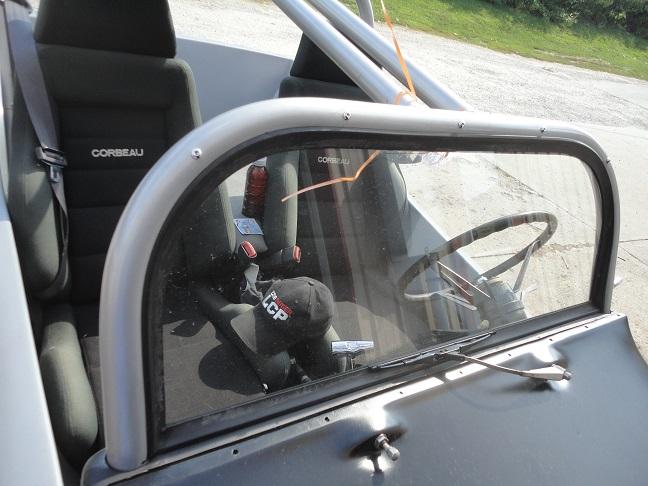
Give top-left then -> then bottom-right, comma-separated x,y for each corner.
146,146 -> 599,426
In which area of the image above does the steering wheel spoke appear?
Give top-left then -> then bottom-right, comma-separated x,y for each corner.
399,211 -> 558,305
512,239 -> 540,293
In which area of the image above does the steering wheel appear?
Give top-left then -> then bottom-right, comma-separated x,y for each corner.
398,211 -> 558,302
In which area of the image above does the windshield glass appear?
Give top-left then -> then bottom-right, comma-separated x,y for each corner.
146,146 -> 599,426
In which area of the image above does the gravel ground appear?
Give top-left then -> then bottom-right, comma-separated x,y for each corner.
170,0 -> 648,128
168,0 -> 648,358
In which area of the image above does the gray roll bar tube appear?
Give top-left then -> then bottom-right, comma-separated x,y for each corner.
273,0 -> 414,106
355,0 -> 374,27
306,0 -> 471,111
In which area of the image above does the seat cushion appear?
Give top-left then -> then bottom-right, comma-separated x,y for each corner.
74,304 -> 102,419
39,304 -> 98,467
196,288 -> 292,392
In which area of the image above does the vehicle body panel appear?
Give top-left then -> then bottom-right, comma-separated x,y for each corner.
84,313 -> 648,485
177,37 -> 291,121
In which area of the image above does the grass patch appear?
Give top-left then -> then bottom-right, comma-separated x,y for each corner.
342,0 -> 648,80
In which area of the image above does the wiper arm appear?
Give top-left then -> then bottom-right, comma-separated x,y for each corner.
370,331 -> 571,382
442,353 -> 571,381
370,331 -> 495,370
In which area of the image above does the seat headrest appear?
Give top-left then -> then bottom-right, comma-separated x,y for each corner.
34,0 -> 176,58
290,35 -> 356,86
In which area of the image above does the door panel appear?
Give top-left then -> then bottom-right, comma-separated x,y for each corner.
125,314 -> 648,486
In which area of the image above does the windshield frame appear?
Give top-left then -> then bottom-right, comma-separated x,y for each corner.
144,128 -> 616,455
96,98 -> 618,470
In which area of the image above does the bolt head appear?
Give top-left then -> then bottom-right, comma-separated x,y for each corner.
540,127 -> 547,133
386,446 -> 400,461
458,121 -> 465,128
191,148 -> 202,160
374,434 -> 388,448
343,112 -> 351,120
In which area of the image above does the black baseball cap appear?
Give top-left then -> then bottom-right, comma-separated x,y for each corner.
230,277 -> 334,356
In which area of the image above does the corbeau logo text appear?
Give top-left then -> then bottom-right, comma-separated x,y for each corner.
317,155 -> 350,165
262,290 -> 294,321
91,148 -> 144,158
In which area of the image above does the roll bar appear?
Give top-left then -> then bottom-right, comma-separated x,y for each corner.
273,0 -> 415,106
306,0 -> 471,111
97,97 -> 614,474
275,0 -> 469,110
355,0 -> 375,27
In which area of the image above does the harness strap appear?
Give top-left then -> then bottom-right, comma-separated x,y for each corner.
5,0 -> 68,297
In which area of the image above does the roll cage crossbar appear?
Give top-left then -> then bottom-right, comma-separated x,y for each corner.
274,0 -> 470,110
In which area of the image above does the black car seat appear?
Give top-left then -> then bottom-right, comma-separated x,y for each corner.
185,41 -> 404,383
261,36 -> 417,364
4,0 -> 228,468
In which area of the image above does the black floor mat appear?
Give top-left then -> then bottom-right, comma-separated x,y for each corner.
162,317 -> 265,425
77,302 -> 265,427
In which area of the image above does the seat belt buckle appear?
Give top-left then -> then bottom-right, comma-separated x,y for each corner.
35,146 -> 67,183
260,245 -> 301,274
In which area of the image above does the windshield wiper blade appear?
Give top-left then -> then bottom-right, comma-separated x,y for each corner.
370,330 -> 571,382
370,331 -> 495,370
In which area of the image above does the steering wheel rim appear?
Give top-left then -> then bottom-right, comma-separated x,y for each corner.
398,211 -> 558,302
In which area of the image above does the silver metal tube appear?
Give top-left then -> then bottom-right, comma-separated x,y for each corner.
273,0 -> 414,106
355,0 -> 374,27
307,0 -> 471,111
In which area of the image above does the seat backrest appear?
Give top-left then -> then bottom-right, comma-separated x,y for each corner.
11,0 -> 234,305
262,35 -> 370,264
277,36 -> 372,101
8,0 -> 234,303
262,36 -> 409,288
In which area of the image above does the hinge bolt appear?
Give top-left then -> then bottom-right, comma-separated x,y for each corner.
374,433 -> 400,461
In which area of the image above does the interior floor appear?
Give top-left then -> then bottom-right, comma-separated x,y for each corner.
157,264 -> 435,425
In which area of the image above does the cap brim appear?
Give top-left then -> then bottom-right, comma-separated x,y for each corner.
230,305 -> 289,356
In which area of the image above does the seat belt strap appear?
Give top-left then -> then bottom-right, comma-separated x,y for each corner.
5,0 -> 69,296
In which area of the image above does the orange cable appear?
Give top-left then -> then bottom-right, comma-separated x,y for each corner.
393,89 -> 408,105
380,0 -> 416,98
